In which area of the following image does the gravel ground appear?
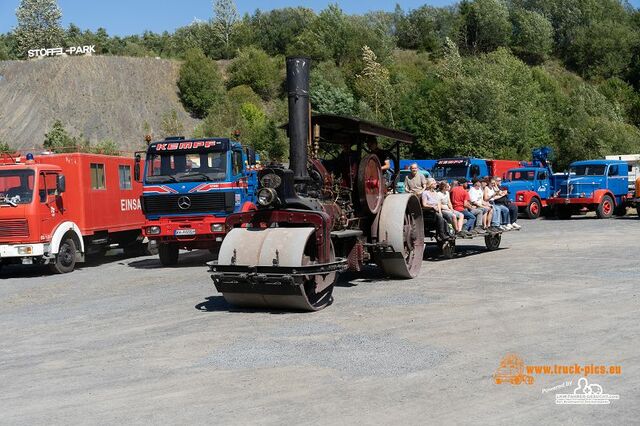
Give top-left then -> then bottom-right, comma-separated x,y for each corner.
1,215 -> 639,425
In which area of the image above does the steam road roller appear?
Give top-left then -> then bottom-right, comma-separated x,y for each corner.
208,57 -> 425,311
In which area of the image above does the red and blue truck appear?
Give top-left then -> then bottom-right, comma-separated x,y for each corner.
547,159 -> 631,219
501,147 -> 558,219
136,137 -> 258,265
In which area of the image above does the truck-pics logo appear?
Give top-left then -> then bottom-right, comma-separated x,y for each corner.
493,353 -> 534,385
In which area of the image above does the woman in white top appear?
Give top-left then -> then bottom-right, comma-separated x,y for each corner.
437,181 -> 463,233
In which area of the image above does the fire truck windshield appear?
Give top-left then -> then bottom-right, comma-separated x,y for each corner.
0,170 -> 35,205
145,152 -> 227,183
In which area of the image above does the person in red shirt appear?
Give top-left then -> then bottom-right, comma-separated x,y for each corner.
449,179 -> 476,233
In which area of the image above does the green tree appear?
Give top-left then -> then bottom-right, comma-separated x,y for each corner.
212,0 -> 239,58
0,140 -> 12,153
460,0 -> 511,54
510,9 -> 553,64
14,0 -> 64,57
227,47 -> 281,100
43,120 -> 78,153
0,38 -> 10,60
177,48 -> 224,118
250,8 -> 315,55
92,139 -> 120,155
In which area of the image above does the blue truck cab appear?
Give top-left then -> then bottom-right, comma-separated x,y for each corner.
136,137 -> 259,265
547,159 -> 630,219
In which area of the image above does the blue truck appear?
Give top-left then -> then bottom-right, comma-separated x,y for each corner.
135,137 -> 259,265
547,159 -> 631,219
501,147 -> 560,219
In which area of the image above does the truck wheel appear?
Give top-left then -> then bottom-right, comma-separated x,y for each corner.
158,243 -> 179,266
596,195 -> 614,219
50,238 -> 77,274
613,204 -> 627,217
526,198 -> 542,219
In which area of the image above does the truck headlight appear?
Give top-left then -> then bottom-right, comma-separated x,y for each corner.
211,223 -> 224,232
517,194 -> 524,202
17,246 -> 33,255
147,226 -> 161,235
580,193 -> 586,198
257,187 -> 277,206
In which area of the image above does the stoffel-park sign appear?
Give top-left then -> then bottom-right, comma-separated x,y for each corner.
28,45 -> 96,58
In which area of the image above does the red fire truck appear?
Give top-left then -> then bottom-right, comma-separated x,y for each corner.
0,152 -> 148,273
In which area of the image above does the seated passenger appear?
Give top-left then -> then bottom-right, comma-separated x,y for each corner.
437,181 -> 463,234
404,163 -> 427,196
495,177 -> 521,230
449,178 -> 476,237
421,178 -> 448,240
469,178 -> 492,230
486,178 -> 511,230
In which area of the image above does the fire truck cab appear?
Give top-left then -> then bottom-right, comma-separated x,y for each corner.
0,153 -> 147,273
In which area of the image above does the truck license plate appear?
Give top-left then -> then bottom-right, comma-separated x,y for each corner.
175,229 -> 196,236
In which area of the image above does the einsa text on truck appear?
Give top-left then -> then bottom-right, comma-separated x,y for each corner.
0,152 -> 148,273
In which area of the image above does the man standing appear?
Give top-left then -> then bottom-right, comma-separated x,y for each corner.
404,163 -> 427,196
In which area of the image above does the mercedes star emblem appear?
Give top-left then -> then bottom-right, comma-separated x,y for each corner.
178,196 -> 192,210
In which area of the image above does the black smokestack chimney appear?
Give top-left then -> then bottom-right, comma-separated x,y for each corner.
286,57 -> 310,182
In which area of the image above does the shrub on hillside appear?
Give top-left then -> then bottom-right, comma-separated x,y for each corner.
227,47 -> 282,100
178,48 -> 225,118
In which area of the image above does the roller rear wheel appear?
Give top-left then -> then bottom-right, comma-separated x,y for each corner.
377,193 -> 425,278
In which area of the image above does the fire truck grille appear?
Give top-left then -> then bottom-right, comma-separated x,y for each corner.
142,192 -> 235,215
0,219 -> 29,239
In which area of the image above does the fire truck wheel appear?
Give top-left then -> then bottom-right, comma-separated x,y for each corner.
596,195 -> 614,219
526,198 -> 542,219
158,243 -> 179,266
50,238 -> 77,274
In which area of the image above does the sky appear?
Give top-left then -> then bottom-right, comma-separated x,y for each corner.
0,0 -> 457,35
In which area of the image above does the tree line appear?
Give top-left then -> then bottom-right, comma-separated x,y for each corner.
2,0 -> 640,166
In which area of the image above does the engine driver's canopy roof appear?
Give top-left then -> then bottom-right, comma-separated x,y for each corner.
281,113 -> 415,145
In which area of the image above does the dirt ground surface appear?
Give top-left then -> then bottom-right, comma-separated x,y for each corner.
1,216 -> 638,425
